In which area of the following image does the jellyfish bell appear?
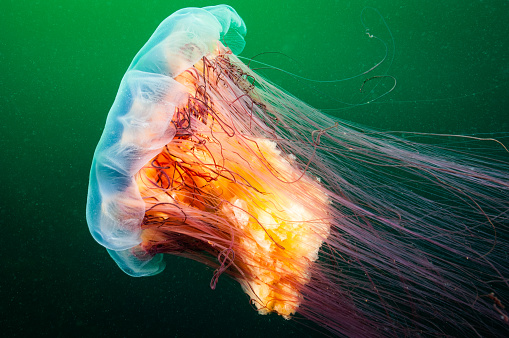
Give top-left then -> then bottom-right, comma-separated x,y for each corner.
86,5 -> 246,254
87,5 -> 509,337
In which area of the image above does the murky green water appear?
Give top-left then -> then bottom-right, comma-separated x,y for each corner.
1,1 -> 508,336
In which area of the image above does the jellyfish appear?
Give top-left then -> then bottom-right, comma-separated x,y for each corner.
86,5 -> 509,337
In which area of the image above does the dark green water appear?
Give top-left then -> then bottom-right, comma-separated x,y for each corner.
1,0 -> 508,336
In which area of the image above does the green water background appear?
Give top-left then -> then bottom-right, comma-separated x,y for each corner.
1,0 -> 508,336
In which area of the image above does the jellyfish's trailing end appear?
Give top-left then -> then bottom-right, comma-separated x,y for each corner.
87,5 -> 509,337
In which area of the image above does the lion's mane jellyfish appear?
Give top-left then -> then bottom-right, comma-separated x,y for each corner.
86,5 -> 509,337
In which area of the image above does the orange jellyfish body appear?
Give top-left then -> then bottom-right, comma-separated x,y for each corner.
135,51 -> 331,317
